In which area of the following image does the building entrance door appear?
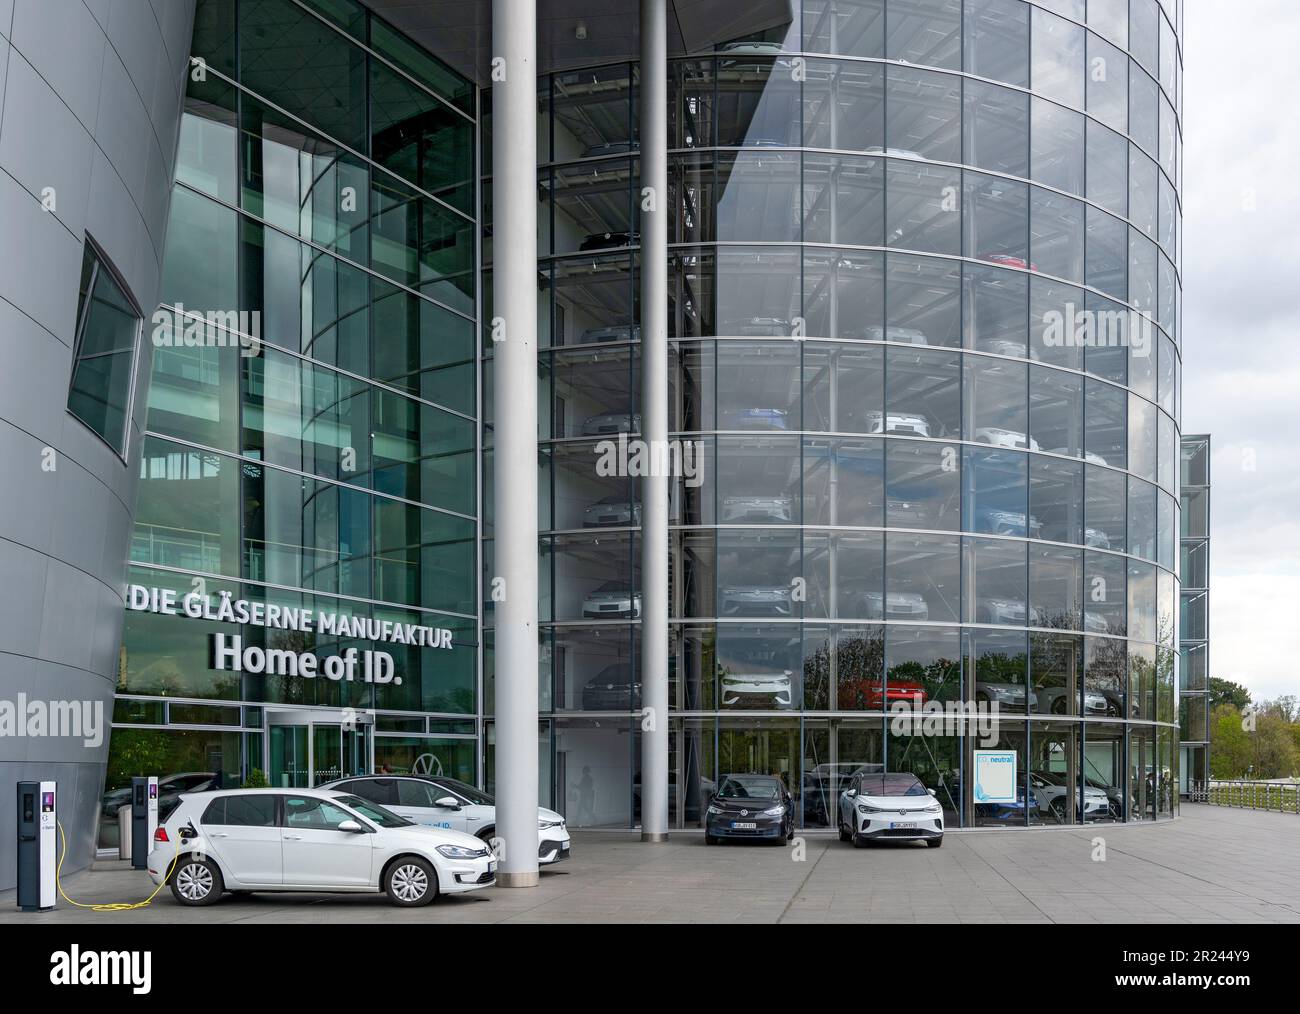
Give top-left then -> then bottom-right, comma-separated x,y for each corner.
265,710 -> 374,788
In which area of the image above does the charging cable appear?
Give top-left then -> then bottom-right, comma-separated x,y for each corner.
55,821 -> 180,912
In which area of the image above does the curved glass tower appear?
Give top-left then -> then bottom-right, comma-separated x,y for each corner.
515,0 -> 1184,828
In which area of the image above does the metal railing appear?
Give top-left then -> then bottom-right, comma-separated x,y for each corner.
1202,780 -> 1300,813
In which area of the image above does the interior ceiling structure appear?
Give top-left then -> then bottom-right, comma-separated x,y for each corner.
360,0 -> 794,83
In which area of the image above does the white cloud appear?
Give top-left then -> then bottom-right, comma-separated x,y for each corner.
1183,0 -> 1300,700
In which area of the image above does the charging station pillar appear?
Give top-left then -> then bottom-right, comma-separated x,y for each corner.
16,781 -> 56,911
130,776 -> 158,870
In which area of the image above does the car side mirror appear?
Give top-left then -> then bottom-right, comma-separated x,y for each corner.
434,796 -> 461,809
846,789 -> 857,798
337,820 -> 364,833
927,788 -> 937,797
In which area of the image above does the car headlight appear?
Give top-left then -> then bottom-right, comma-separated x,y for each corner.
539,819 -> 565,829
763,805 -> 786,816
436,844 -> 489,859
857,804 -> 885,814
707,804 -> 723,815
922,804 -> 942,814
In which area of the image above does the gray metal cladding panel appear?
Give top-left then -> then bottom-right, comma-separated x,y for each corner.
9,0 -> 108,131
0,48 -> 95,240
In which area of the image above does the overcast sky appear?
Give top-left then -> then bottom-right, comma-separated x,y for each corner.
1182,0 -> 1300,703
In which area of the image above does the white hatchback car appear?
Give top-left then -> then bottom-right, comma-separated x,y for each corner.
322,775 -> 572,866
838,771 -> 944,847
148,788 -> 495,907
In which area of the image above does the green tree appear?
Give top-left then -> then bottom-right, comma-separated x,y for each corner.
1208,677 -> 1252,711
1208,703 -> 1253,778
1253,713 -> 1300,779
1259,695 -> 1299,723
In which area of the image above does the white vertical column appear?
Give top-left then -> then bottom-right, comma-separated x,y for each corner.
639,0 -> 670,842
492,0 -> 540,886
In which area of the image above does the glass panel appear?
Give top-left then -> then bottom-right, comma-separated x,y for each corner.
886,0 -> 960,68
885,66 -> 961,162
1031,8 -> 1085,109
802,60 -> 884,150
240,0 -> 368,150
69,246 -> 140,454
716,57 -> 801,148
803,249 -> 885,340
1085,120 -> 1128,217
963,81 -> 1028,176
966,537 -> 1028,626
1084,464 -> 1126,554
885,533 -> 960,624
965,174 -> 1028,266
889,162 -> 962,255
803,0 -> 885,58
803,436 -> 885,525
270,725 -> 310,788
963,0 -> 1029,87
371,58 -> 474,214
887,439 -> 960,531
884,256 -> 962,348
1030,98 -> 1084,195
1086,32 -> 1128,132
1030,722 -> 1079,823
971,629 -> 1029,714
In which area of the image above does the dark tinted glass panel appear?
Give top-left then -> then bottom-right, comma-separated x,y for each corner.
240,0 -> 368,151
69,245 -> 140,454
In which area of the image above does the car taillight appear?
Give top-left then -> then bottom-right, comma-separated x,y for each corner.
154,827 -> 169,843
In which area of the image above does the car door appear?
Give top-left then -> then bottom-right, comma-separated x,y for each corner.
398,779 -> 472,832
280,795 -> 374,887
388,778 -> 445,828
427,780 -> 492,835
198,795 -> 282,887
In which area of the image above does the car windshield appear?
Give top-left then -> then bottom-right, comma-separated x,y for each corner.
433,778 -> 495,806
857,774 -> 928,797
717,776 -> 781,800
332,794 -> 412,828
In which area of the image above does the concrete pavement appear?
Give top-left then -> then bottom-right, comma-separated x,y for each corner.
3,805 -> 1297,924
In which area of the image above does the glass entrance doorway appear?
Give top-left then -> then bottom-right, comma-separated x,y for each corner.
265,711 -> 374,788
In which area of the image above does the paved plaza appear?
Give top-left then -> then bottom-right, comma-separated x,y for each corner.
3,805 -> 1297,924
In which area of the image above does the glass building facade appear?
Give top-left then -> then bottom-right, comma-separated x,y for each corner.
92,0 -> 1189,846
494,0 -> 1184,829
1179,434 -> 1209,796
102,0 -> 481,846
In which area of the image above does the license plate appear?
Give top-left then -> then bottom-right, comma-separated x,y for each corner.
890,821 -> 917,829
732,822 -> 757,830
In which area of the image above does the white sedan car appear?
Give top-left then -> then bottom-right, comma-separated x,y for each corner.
838,772 -> 944,847
1029,772 -> 1111,822
975,427 -> 1042,451
148,788 -> 495,907
322,775 -> 572,866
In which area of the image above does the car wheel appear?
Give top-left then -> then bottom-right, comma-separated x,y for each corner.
851,830 -> 868,849
1049,798 -> 1069,824
838,822 -> 851,843
926,837 -> 943,848
170,856 -> 223,906
704,833 -> 717,846
385,857 -> 438,907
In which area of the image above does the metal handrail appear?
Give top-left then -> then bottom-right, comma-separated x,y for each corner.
1201,779 -> 1300,813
